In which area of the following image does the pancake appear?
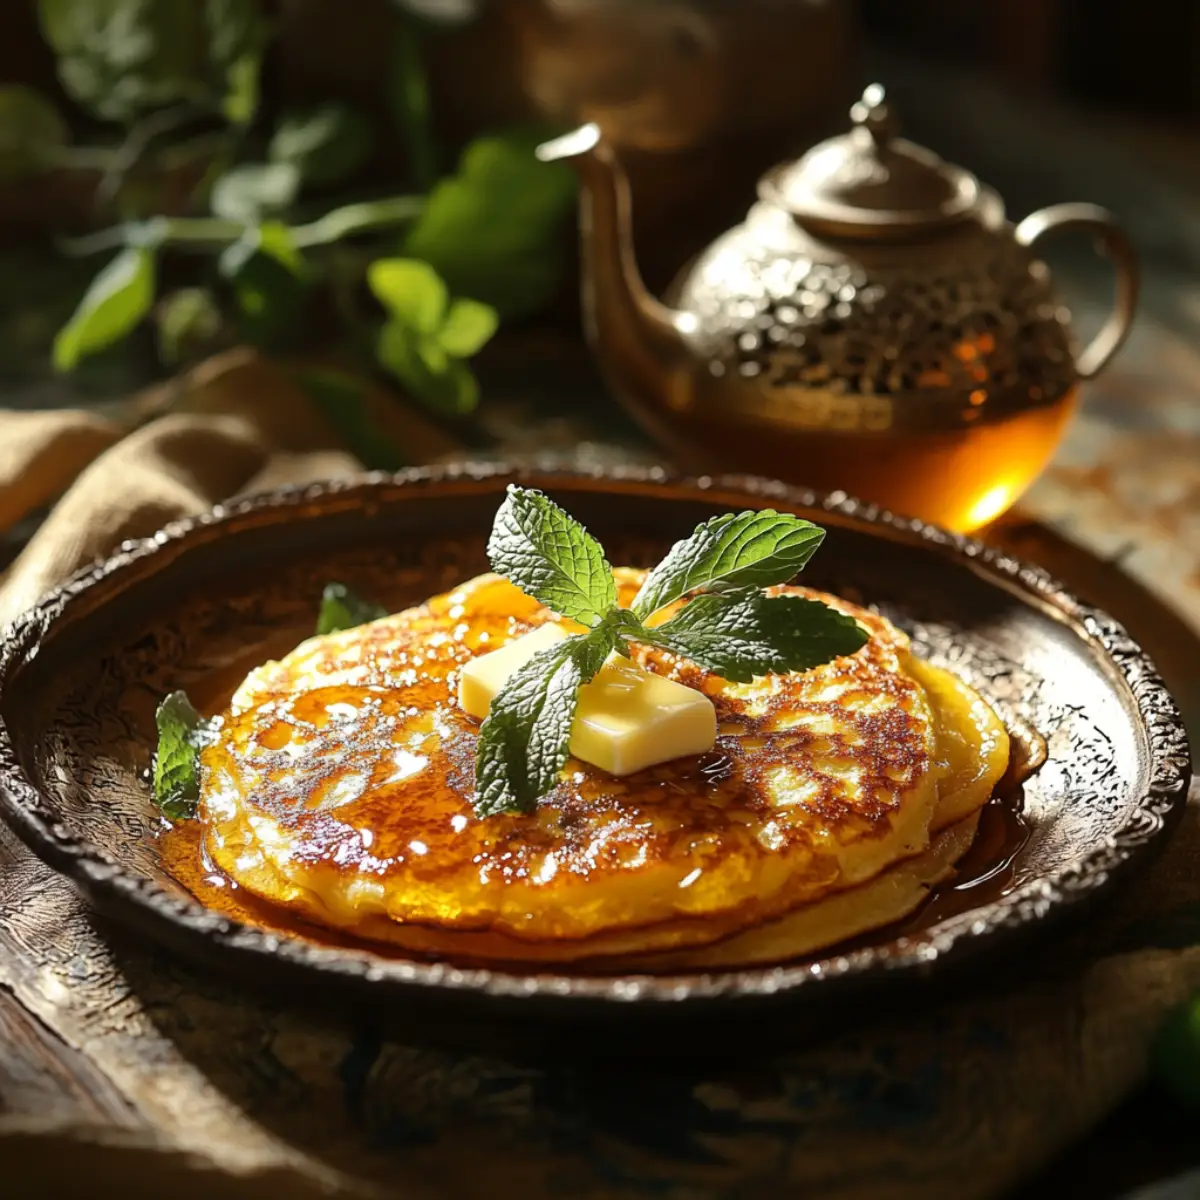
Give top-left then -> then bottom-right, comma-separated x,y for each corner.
198,569 -> 1008,965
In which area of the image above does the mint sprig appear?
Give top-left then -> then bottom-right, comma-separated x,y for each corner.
487,485 -> 616,627
632,509 -> 826,619
474,486 -> 867,815
152,691 -> 219,821
475,626 -> 615,817
637,588 -> 867,684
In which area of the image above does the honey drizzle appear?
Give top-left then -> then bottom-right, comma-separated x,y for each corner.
155,711 -> 1047,967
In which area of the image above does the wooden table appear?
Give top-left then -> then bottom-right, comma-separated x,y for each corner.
2,54 -> 1199,1200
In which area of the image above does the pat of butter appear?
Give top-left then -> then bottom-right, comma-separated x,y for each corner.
458,624 -> 716,776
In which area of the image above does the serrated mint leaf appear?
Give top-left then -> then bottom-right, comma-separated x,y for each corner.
487,485 -> 616,627
153,691 -> 218,820
632,510 -> 826,619
317,582 -> 388,635
474,628 -> 613,816
642,589 -> 867,683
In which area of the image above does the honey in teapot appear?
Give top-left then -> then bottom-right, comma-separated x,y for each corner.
541,84 -> 1139,532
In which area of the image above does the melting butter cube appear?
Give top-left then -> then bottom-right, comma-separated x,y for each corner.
458,624 -> 716,776
458,623 -> 570,720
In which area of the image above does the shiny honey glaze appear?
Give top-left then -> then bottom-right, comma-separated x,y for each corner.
156,570 -> 1037,968
197,573 -> 944,957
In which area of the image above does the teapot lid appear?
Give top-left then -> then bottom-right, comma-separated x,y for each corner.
761,84 -> 984,239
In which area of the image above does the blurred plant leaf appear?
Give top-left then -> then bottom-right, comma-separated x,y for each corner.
439,298 -> 498,358
369,257 -> 496,414
205,0 -> 269,125
219,220 -> 305,280
210,162 -> 299,223
54,245 -> 156,371
0,86 -> 69,181
401,128 -> 575,320
296,368 -> 406,470
156,286 -> 223,365
270,104 -> 375,190
377,319 -> 479,416
38,0 -> 266,125
368,257 -> 446,334
228,251 -> 306,350
221,50 -> 259,126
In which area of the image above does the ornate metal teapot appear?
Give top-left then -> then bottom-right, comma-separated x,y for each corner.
540,84 -> 1139,531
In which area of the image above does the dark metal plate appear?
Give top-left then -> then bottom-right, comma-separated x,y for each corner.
0,465 -> 1189,1031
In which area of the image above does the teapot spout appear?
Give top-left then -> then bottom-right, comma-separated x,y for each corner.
538,125 -> 691,413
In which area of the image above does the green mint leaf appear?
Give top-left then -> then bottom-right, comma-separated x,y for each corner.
153,690 -> 218,821
54,246 -> 156,372
376,320 -> 480,416
219,221 -> 305,281
401,128 -> 576,320
632,510 -> 826,619
368,257 -> 447,334
641,588 -> 867,683
317,582 -> 388,635
438,297 -> 498,358
487,485 -> 616,626
474,628 -> 613,816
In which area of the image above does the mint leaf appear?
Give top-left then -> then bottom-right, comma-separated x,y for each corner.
474,628 -> 613,816
641,589 -> 867,683
317,582 -> 388,635
401,128 -> 576,320
153,691 -> 218,821
487,486 -> 616,627
368,257 -> 447,334
54,246 -> 156,372
218,220 -> 305,281
633,510 -> 827,619
438,297 -> 498,357
376,318 -> 482,416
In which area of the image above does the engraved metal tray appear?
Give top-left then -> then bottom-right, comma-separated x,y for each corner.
0,466 -> 1189,1039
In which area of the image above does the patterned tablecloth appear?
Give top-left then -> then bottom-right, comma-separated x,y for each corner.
2,58 -> 1200,1200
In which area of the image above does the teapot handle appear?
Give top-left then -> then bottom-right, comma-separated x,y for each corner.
1014,203 -> 1139,380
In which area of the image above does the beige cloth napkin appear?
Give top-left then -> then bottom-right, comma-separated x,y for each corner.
0,348 -> 459,625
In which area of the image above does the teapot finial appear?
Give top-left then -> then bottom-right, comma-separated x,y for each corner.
850,83 -> 898,147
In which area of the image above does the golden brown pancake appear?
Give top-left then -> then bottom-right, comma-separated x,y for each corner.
199,570 -> 1007,965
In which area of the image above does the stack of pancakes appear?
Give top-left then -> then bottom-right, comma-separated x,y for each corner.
199,569 -> 1009,969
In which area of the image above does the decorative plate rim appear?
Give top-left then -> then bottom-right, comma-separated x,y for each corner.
0,462 -> 1191,1007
